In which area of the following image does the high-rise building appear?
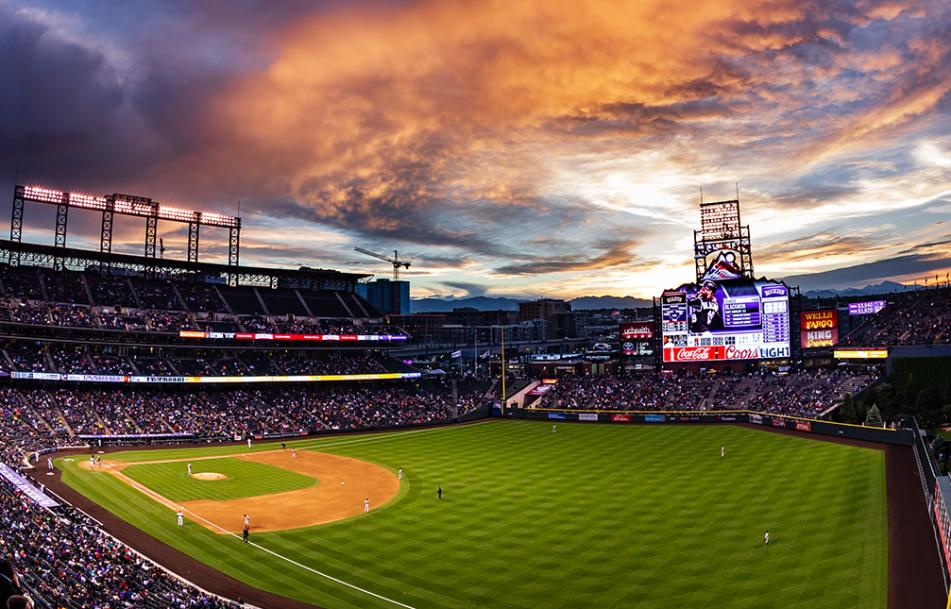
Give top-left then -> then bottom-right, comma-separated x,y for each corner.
356,278 -> 410,315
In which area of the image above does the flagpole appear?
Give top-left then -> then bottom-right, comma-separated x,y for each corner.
500,325 -> 507,416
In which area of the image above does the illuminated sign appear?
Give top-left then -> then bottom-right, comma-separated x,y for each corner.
661,279 -> 790,363
800,309 -> 838,348
848,300 -> 886,316
179,331 -> 407,342
833,349 -> 888,359
620,321 -> 653,356
10,371 -> 421,384
699,200 -> 741,241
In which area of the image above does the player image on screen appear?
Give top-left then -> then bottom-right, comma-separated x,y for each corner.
687,280 -> 722,333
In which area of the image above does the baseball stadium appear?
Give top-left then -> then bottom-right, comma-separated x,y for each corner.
3,3 -> 951,609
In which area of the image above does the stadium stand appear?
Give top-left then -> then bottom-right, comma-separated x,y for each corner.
839,286 -> 951,346
537,368 -> 878,417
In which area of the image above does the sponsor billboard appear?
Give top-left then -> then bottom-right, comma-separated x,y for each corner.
578,412 -> 599,422
620,321 -> 654,356
772,418 -> 787,428
795,420 -> 812,432
611,413 -> 632,422
833,349 -> 888,359
179,331 -> 408,342
848,300 -> 886,316
661,278 -> 790,362
800,309 -> 839,349
547,412 -> 567,420
10,371 -> 422,384
645,414 -> 667,423
749,413 -> 764,424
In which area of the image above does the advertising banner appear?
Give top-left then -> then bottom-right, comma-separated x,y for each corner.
795,420 -> 812,432
11,371 -> 422,384
547,412 -> 567,420
645,414 -> 667,423
749,413 -> 764,424
661,279 -> 790,362
717,415 -> 739,422
833,349 -> 888,359
0,463 -> 59,508
611,414 -> 632,422
620,321 -> 654,356
772,418 -> 787,428
179,331 -> 408,342
848,300 -> 886,316
578,413 -> 599,422
800,309 -> 839,348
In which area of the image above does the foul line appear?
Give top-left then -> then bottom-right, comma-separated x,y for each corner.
94,422 -> 496,608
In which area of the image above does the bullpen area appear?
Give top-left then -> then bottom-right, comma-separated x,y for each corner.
52,420 -> 894,609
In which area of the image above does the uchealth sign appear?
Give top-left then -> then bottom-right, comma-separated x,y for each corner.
663,345 -> 790,362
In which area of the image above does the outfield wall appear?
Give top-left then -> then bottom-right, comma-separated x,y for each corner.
502,407 -> 913,445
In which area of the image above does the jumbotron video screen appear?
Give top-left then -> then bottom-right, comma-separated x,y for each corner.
661,279 -> 791,362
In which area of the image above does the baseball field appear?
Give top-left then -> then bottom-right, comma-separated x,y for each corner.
55,420 -> 887,609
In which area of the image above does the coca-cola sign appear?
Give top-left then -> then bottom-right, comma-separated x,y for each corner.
664,344 -> 790,362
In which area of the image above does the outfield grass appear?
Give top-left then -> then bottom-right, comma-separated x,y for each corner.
59,421 -> 887,609
121,457 -> 316,502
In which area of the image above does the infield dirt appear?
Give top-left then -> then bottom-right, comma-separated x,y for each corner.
82,450 -> 400,533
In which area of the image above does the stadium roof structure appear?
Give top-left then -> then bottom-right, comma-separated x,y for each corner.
0,239 -> 369,290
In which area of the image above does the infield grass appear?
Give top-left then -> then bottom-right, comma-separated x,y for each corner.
121,457 -> 316,502
59,420 -> 887,609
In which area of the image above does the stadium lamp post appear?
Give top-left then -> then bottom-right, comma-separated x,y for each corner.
500,324 -> 507,415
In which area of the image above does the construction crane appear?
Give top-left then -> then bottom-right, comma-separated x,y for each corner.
354,247 -> 412,280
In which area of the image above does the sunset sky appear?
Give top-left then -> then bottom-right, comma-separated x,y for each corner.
2,0 -> 950,299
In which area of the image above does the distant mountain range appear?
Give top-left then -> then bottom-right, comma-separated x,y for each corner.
410,281 -> 930,312
802,281 -> 921,299
410,295 -> 652,313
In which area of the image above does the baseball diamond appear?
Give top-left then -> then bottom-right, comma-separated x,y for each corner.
47,420 -> 897,609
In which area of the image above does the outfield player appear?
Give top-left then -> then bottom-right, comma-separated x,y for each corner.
397,467 -> 403,480
187,463 -> 192,477
364,498 -> 370,513
720,445 -> 725,458
437,486 -> 442,500
551,424 -> 557,433
764,530 -> 769,546
177,509 -> 184,527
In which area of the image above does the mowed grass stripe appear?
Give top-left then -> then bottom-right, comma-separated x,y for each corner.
60,421 -> 886,609
121,457 -> 316,501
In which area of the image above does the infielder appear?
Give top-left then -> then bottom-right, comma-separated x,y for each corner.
291,448 -> 297,460
364,498 -> 370,513
88,455 -> 95,468
187,463 -> 192,477
247,437 -> 252,449
397,467 -> 403,480
47,457 -> 53,470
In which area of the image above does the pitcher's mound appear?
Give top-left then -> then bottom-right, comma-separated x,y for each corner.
192,472 -> 227,481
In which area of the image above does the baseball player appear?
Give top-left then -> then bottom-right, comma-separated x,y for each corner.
47,457 -> 53,470
244,513 -> 250,528
720,445 -> 725,458
764,530 -> 769,546
688,280 -> 721,333
247,437 -> 252,449
397,467 -> 403,480
89,455 -> 95,468
187,463 -> 193,477
437,486 -> 442,500
177,509 -> 184,527
243,523 -> 250,544
291,448 -> 297,460
364,498 -> 370,513
551,424 -> 557,433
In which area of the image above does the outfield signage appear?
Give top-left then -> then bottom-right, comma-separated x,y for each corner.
848,300 -> 886,316
833,348 -> 888,359
645,414 -> 666,423
547,412 -> 567,420
10,371 -> 422,384
611,414 -> 632,422
578,412 -> 598,421
179,331 -> 408,342
0,463 -> 59,508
